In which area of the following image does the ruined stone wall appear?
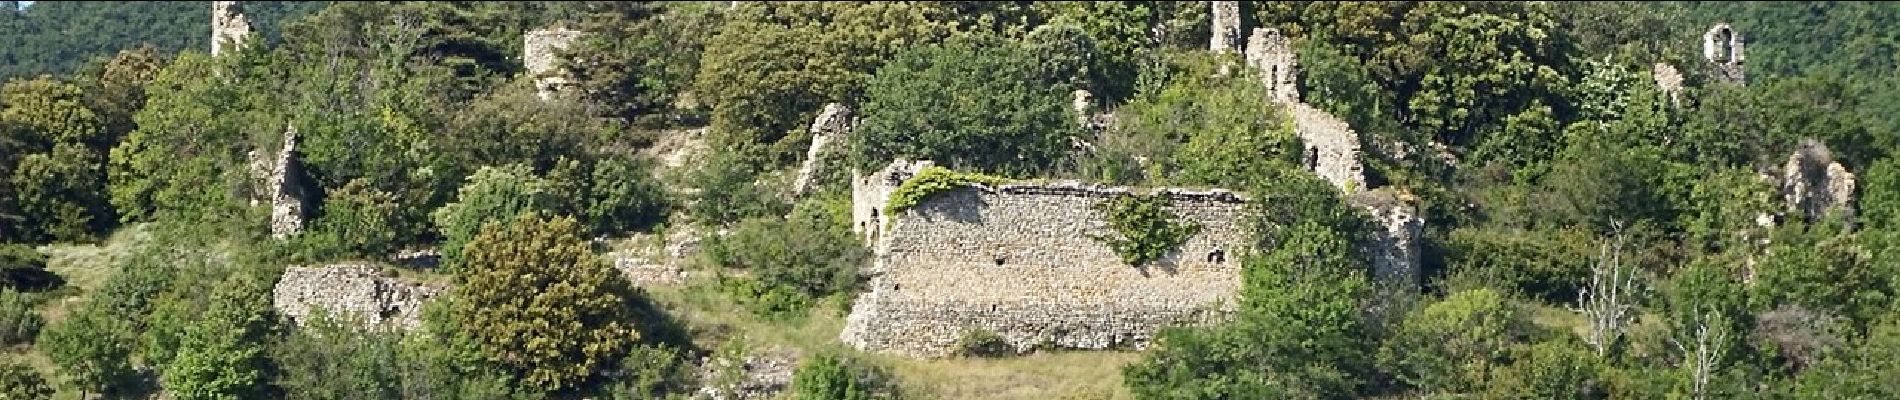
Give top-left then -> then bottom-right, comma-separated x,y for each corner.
1705,23 -> 1746,84
211,1 -> 252,56
273,264 -> 446,330
1289,103 -> 1368,192
1246,28 -> 1298,102
524,27 -> 585,100
1350,189 -> 1422,286
841,182 -> 1255,357
793,103 -> 855,197
248,123 -> 307,239
851,159 -> 934,244
1209,2 -> 1243,54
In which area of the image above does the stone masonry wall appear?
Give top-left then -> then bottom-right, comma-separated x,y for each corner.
273,264 -> 445,331
841,182 -> 1254,357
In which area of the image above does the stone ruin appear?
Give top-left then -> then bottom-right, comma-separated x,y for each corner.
1705,23 -> 1746,85
792,103 -> 855,197
1778,140 -> 1857,228
1350,189 -> 1423,287
211,1 -> 252,56
842,167 -> 1253,357
1245,28 -> 1299,103
524,27 -> 586,101
248,123 -> 308,239
273,264 -> 446,330
850,159 -> 935,245
1653,62 -> 1685,107
1209,1 -> 1244,54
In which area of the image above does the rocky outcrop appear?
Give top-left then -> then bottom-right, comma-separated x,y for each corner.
273,264 -> 445,330
1779,140 -> 1856,227
696,348 -> 799,400
211,1 -> 252,56
524,27 -> 585,100
1654,62 -> 1684,107
792,103 -> 855,197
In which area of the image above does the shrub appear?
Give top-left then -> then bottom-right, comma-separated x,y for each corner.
852,33 -> 1077,176
1091,193 -> 1200,267
955,328 -> 1014,357
0,358 -> 52,400
430,164 -> 560,270
789,353 -> 899,400
708,197 -> 867,318
0,289 -> 41,345
882,166 -> 1009,215
584,154 -> 671,235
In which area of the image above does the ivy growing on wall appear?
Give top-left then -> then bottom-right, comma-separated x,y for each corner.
1092,193 -> 1201,267
884,166 -> 1011,214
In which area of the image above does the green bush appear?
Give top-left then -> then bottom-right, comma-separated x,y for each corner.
852,33 -> 1077,176
686,150 -> 788,226
955,328 -> 1014,358
584,154 -> 671,235
882,166 -> 1010,215
0,289 -> 42,345
0,358 -> 52,400
430,164 -> 561,271
299,178 -> 400,260
790,353 -> 899,400
1091,193 -> 1200,267
708,197 -> 867,318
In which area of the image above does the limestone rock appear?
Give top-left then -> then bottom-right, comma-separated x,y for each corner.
211,1 -> 252,56
1654,62 -> 1684,107
1779,140 -> 1856,227
273,264 -> 445,331
524,27 -> 585,100
792,103 -> 854,197
696,348 -> 799,400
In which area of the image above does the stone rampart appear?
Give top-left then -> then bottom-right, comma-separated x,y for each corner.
273,264 -> 445,331
841,181 -> 1254,357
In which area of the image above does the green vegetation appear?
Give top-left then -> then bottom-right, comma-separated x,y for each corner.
1091,194 -> 1201,267
0,1 -> 1897,398
882,166 -> 1010,215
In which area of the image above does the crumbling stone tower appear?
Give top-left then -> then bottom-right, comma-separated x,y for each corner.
1704,23 -> 1746,85
1246,28 -> 1298,103
1209,2 -> 1243,54
211,1 -> 252,56
523,27 -> 585,100
1653,62 -> 1685,107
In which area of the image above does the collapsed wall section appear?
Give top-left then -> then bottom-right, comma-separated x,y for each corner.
841,182 -> 1254,357
273,264 -> 445,331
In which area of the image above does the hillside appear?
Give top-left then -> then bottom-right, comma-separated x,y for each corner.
0,1 -> 1898,399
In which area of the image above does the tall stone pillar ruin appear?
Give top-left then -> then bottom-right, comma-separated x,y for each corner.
523,27 -> 586,101
1246,28 -> 1299,103
1704,23 -> 1746,85
248,123 -> 308,239
792,103 -> 856,197
1209,2 -> 1243,54
211,1 -> 252,56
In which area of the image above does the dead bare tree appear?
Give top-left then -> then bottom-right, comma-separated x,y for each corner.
1575,221 -> 1639,357
1674,308 -> 1731,400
